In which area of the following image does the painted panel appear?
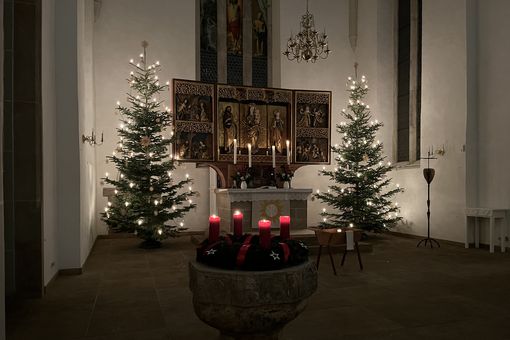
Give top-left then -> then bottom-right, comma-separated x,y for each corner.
173,79 -> 215,162
294,90 -> 332,164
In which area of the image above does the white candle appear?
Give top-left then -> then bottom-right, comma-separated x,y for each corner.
169,127 -> 174,159
272,145 -> 276,168
233,139 -> 237,164
346,230 -> 354,250
248,143 -> 252,168
169,80 -> 173,113
286,140 -> 290,165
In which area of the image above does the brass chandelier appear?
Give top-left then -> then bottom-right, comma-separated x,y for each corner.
283,0 -> 331,63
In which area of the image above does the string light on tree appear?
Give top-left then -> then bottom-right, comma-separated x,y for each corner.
100,41 -> 196,249
316,65 -> 403,232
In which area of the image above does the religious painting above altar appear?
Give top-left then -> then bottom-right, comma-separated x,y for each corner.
227,0 -> 243,55
216,84 -> 293,163
172,79 -> 331,172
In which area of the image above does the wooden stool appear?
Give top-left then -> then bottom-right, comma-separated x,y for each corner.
314,228 -> 363,275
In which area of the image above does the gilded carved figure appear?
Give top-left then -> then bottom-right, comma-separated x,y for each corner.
245,104 -> 261,152
271,110 -> 284,152
222,105 -> 237,152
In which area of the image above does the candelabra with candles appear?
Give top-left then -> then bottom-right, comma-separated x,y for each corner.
417,148 -> 440,248
282,0 -> 330,63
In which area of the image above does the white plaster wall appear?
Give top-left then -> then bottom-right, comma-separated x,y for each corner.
473,0 -> 510,244
55,0 -> 97,269
55,0 -> 82,269
94,0 -> 210,233
78,0 -> 97,264
465,0 -> 478,210
279,0 -> 351,226
279,0 -> 400,227
42,0 -> 59,284
92,0 -> 480,243
391,0 -> 468,242
281,0 -> 470,242
356,0 -> 397,195
0,0 -> 4,336
477,1 -> 510,208
92,0 -> 402,233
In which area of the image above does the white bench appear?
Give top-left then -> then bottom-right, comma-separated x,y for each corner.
465,208 -> 508,253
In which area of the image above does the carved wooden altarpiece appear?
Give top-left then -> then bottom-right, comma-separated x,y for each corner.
172,79 -> 331,188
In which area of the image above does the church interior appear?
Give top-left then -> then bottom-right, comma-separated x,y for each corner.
2,0 -> 510,339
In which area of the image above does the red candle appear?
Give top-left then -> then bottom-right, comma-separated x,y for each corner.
233,210 -> 243,237
258,219 -> 272,249
209,215 -> 220,243
280,216 -> 290,240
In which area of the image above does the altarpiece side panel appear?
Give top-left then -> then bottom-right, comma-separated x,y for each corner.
294,90 -> 332,164
173,79 -> 216,162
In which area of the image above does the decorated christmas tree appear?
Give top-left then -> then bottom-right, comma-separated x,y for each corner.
101,42 -> 196,248
316,70 -> 402,232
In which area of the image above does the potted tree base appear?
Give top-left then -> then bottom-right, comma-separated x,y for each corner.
139,238 -> 162,249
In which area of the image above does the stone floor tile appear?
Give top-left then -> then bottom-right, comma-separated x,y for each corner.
7,234 -> 510,340
87,306 -> 165,337
283,305 -> 404,339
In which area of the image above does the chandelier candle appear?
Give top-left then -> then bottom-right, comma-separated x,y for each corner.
258,219 -> 272,249
280,216 -> 290,240
233,211 -> 243,237
208,215 -> 220,243
248,143 -> 252,168
168,81 -> 173,113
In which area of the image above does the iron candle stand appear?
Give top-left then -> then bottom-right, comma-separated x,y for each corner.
417,150 -> 440,248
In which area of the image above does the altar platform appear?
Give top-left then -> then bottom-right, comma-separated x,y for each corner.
215,188 -> 313,233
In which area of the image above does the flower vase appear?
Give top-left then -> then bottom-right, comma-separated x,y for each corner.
283,181 -> 290,189
240,180 -> 248,189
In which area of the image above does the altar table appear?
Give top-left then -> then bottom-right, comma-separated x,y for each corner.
215,188 -> 312,233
